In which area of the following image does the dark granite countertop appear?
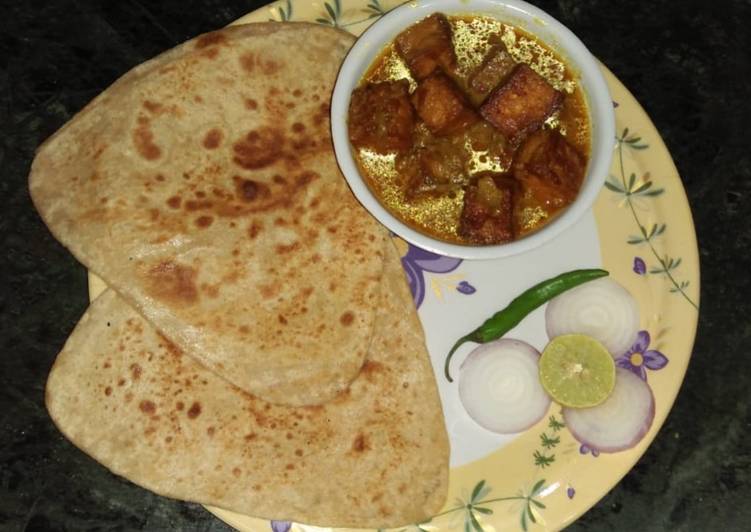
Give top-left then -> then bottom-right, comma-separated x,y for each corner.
1,1 -> 749,530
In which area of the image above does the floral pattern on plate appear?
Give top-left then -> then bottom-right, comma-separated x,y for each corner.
615,330 -> 669,381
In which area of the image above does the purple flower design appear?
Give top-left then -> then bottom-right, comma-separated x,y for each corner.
456,281 -> 476,295
270,521 -> 291,532
579,444 -> 600,457
633,256 -> 646,275
400,241 -> 463,308
615,330 -> 669,381
567,486 -> 576,499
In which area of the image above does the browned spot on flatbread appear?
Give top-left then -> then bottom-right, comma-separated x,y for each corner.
352,433 -> 369,452
275,242 -> 300,254
361,360 -> 384,383
133,117 -> 161,161
259,284 -> 278,299
185,199 -> 213,211
104,386 -> 112,396
202,128 -> 222,149
245,98 -> 258,110
232,128 -> 284,170
195,31 -> 226,49
202,48 -> 219,59
292,122 -> 306,133
195,215 -> 214,228
143,101 -> 162,114
139,400 -> 156,415
176,401 -> 185,411
130,364 -> 142,380
232,467 -> 241,477
295,171 -> 319,187
202,283 -> 219,298
187,402 -> 202,419
145,261 -> 199,304
278,314 -> 288,325
240,53 -> 255,73
207,426 -> 216,437
340,311 -> 354,326
167,196 -> 181,209
233,176 -> 271,202
313,102 -> 331,126
262,59 -> 281,75
292,89 -> 302,97
159,334 -> 182,358
248,220 -> 263,239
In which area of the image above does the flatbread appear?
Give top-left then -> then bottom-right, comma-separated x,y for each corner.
29,23 -> 388,406
45,242 -> 450,529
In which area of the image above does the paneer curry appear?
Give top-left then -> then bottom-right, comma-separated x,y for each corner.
347,13 -> 591,245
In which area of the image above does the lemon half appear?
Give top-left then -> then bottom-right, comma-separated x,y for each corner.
539,334 -> 616,408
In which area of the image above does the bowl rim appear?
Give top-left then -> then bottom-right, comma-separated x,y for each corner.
330,0 -> 615,260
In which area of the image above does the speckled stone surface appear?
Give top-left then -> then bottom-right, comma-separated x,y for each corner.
1,1 -> 749,531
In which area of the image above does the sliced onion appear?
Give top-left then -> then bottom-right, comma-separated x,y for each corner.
563,368 -> 655,453
545,277 -> 640,357
459,339 -> 550,434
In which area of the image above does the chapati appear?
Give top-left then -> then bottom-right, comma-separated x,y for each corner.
45,242 -> 450,528
30,23 -> 388,406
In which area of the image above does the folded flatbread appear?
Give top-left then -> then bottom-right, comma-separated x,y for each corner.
45,242 -> 449,528
29,23 -> 388,406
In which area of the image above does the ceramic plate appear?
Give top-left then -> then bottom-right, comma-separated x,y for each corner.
87,1 -> 700,530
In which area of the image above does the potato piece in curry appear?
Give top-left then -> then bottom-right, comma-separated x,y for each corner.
347,13 -> 590,246
459,175 -> 518,244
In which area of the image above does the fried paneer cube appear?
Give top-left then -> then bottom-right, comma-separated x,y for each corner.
395,13 -> 457,80
411,73 -> 478,136
459,174 -> 517,244
480,64 -> 563,143
348,80 -> 415,153
467,44 -> 517,104
513,129 -> 586,205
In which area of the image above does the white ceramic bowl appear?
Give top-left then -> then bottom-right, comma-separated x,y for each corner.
331,0 -> 615,260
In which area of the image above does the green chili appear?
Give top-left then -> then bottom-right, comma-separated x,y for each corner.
444,268 -> 609,382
